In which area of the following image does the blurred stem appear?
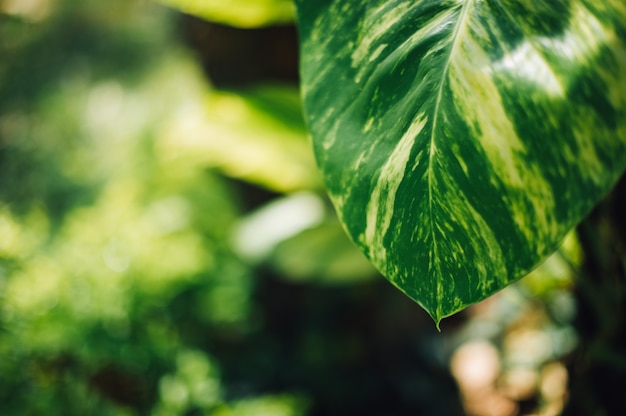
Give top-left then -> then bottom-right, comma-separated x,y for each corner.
563,174 -> 626,416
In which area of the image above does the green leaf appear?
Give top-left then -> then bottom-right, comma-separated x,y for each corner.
160,84 -> 321,193
270,219 -> 379,285
156,0 -> 294,28
295,0 -> 626,324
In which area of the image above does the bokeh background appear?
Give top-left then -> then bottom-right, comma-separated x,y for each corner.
1,0 -> 622,415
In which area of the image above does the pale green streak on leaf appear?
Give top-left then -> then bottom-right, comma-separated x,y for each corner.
156,0 -> 294,27
296,0 -> 626,324
447,21 -> 560,258
363,114 -> 427,265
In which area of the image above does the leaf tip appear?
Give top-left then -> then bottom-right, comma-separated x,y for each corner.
435,320 -> 442,332
426,308 -> 443,332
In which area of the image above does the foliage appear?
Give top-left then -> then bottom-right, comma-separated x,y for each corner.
295,0 -> 626,323
161,85 -> 321,192
156,0 -> 294,27
0,0 -> 612,414
0,1 -> 307,414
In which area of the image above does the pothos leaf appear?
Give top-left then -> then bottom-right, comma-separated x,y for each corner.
295,0 -> 626,325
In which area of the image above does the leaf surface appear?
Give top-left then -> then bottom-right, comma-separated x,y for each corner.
295,0 -> 626,323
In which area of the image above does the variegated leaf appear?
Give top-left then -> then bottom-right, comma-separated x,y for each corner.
295,0 -> 626,324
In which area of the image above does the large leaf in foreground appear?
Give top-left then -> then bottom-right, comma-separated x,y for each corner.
296,0 -> 626,324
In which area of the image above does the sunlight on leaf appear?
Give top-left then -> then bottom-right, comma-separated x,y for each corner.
156,0 -> 295,27
160,85 -> 322,192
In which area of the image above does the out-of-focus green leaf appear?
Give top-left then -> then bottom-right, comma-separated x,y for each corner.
270,220 -> 378,285
160,84 -> 322,192
156,0 -> 295,27
212,394 -> 309,416
296,0 -> 626,324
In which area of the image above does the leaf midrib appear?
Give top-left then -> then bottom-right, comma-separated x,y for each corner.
426,0 -> 473,319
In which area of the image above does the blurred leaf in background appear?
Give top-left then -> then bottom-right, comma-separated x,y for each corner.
156,0 -> 295,28
160,85 -> 321,193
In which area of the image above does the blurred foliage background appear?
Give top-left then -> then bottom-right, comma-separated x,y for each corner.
0,0 -> 608,414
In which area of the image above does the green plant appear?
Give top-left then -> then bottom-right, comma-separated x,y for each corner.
3,0 -> 622,413
294,0 -> 626,325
